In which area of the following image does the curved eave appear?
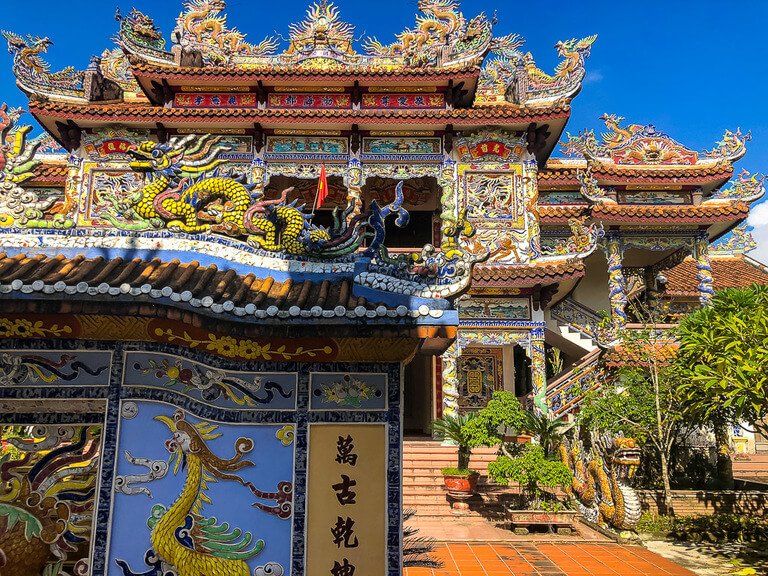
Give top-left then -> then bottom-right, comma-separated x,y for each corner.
538,205 -> 590,224
28,99 -> 571,133
471,261 -> 585,290
592,202 -> 749,224
0,252 -> 456,328
590,162 -> 734,189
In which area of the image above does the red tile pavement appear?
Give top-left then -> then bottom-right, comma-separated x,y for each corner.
404,543 -> 697,576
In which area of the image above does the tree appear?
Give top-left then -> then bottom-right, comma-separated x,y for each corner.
577,307 -> 689,513
676,285 -> 768,441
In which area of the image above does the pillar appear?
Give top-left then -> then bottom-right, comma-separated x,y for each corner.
605,232 -> 628,329
695,232 -> 714,306
440,342 -> 460,418
346,157 -> 364,217
529,331 -> 548,415
438,159 -> 458,251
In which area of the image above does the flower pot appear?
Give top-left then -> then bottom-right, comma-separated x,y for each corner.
506,509 -> 579,535
503,434 -> 533,444
442,472 -> 480,496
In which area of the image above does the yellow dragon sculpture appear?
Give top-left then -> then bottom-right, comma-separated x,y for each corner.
560,435 -> 642,532
118,410 -> 292,576
522,35 -> 597,88
365,0 -> 490,66
127,135 -> 335,255
176,0 -> 277,58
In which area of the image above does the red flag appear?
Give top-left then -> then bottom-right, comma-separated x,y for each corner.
315,164 -> 329,211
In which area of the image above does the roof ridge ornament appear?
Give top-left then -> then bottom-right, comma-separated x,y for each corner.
562,113 -> 751,167
172,0 -> 278,65
365,0 -> 496,68
711,223 -> 758,255
476,34 -> 596,106
2,31 -> 86,102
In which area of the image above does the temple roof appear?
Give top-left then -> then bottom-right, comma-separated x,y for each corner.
663,254 -> 768,298
662,226 -> 768,297
27,98 -> 570,135
3,0 -> 596,118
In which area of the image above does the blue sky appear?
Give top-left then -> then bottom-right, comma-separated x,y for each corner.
2,0 -> 767,260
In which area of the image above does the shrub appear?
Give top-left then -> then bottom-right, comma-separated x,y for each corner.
636,513 -> 675,537
488,444 -> 572,509
671,514 -> 768,544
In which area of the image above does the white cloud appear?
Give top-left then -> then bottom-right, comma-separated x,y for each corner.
747,203 -> 768,264
584,71 -> 604,84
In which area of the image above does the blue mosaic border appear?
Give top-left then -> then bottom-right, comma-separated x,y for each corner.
0,339 -> 402,576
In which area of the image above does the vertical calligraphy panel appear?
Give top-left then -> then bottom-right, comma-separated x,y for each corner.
306,423 -> 387,576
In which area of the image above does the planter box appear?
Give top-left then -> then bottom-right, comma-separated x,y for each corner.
507,509 -> 579,535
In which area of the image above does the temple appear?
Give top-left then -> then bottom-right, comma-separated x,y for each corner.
0,1 -> 764,574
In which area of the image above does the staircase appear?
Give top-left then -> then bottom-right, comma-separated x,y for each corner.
546,348 -> 602,419
547,298 -> 601,355
403,439 -> 512,517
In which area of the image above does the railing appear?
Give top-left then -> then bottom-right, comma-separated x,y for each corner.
550,297 -> 603,341
546,348 -> 603,419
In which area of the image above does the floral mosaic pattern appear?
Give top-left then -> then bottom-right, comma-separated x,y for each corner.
310,373 -> 387,410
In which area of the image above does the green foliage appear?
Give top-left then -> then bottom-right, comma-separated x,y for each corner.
522,411 -> 569,457
440,468 -> 478,477
577,364 -> 684,445
461,391 -> 528,448
431,412 -> 478,470
636,512 -> 676,537
488,444 -> 572,509
676,285 -> 768,437
670,514 -> 768,544
636,513 -> 768,543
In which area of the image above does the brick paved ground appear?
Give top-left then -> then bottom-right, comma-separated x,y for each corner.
404,543 -> 697,576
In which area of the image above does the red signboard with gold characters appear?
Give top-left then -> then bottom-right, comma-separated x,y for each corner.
362,93 -> 445,109
268,93 -> 352,109
458,140 -> 523,160
174,93 -> 259,108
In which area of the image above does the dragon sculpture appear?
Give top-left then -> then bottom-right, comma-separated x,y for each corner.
0,104 -> 73,229
560,434 -> 642,532
126,134 -> 400,258
365,0 -> 494,67
0,425 -> 100,576
173,0 -> 278,63
116,410 -> 291,576
2,31 -> 85,98
478,34 -> 596,105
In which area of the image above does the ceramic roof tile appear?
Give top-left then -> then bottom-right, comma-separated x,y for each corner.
131,60 -> 480,80
472,260 -> 584,288
29,99 -> 570,125
592,202 -> 749,223
664,255 -> 768,297
0,253 -> 387,313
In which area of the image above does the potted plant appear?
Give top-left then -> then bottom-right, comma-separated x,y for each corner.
489,443 -> 576,534
431,412 -> 480,499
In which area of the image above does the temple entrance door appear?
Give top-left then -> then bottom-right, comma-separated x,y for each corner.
403,354 -> 434,436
